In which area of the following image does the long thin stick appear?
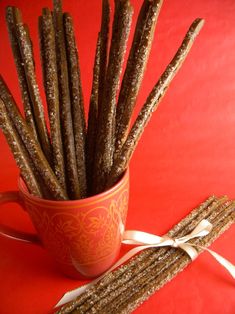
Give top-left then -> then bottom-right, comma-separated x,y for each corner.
107,18 -> 205,188
64,13 -> 87,198
39,8 -> 67,192
86,34 -> 101,195
93,0 -> 133,194
0,76 -> 68,200
53,0 -> 81,199
115,0 -> 163,158
12,7 -> 53,165
0,98 -> 43,198
5,6 -> 38,142
87,0 -> 110,195
98,0 -> 110,113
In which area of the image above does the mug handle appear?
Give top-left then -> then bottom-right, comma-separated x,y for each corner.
0,191 -> 40,245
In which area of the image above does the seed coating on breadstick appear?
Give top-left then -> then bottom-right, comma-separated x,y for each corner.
93,0 -> 133,194
5,7 -> 38,142
86,34 -> 101,195
12,7 -> 53,165
24,24 -> 35,69
98,0 -> 110,113
107,18 -> 205,188
0,98 -> 43,197
64,13 -> 87,198
0,76 -> 68,200
88,0 -> 110,195
115,0 -> 163,158
53,0 -> 81,199
39,8 -> 67,192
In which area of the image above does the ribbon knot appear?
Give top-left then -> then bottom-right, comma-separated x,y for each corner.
157,235 -> 180,248
56,219 -> 235,308
170,237 -> 182,248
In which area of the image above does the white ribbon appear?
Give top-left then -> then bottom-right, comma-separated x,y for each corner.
56,219 -> 235,308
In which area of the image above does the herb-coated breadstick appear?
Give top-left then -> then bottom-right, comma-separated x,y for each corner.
115,0 -> 163,158
64,13 -> 87,198
24,24 -> 35,69
12,7 -> 53,165
39,9 -> 67,192
53,0 -> 81,199
88,0 -> 110,195
0,98 -> 43,198
63,13 -> 86,134
98,0 -> 110,112
86,34 -> 101,195
107,18 -> 204,188
93,0 -> 133,194
5,7 -> 38,141
0,76 -> 68,200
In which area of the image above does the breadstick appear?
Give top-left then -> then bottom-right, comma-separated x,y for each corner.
0,98 -> 43,198
115,0 -> 163,158
24,24 -> 35,69
0,76 -> 68,200
11,7 -> 52,165
93,0 -> 133,194
87,0 -> 110,195
63,13 -> 86,134
39,9 -> 67,192
107,18 -> 204,188
98,0 -> 110,112
5,7 -> 38,141
64,13 -> 87,198
86,34 -> 101,195
53,0 -> 81,199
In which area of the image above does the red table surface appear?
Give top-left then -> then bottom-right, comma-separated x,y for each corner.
0,0 -> 235,313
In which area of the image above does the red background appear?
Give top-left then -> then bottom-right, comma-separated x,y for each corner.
0,0 -> 235,313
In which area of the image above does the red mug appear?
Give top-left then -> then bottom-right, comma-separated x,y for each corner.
0,170 -> 129,279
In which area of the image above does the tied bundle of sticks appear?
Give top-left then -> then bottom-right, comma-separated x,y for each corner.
1,0 -> 204,200
56,196 -> 235,313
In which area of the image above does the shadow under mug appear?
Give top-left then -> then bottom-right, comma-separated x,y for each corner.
0,170 -> 129,279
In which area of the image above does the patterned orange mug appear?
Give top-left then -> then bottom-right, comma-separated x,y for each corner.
0,170 -> 129,279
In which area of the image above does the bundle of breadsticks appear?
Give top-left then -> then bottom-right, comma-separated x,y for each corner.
0,0 -> 204,200
56,196 -> 235,313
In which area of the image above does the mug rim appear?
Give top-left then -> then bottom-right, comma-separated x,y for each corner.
18,168 -> 129,205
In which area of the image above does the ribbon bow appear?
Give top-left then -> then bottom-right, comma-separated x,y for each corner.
56,219 -> 235,308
